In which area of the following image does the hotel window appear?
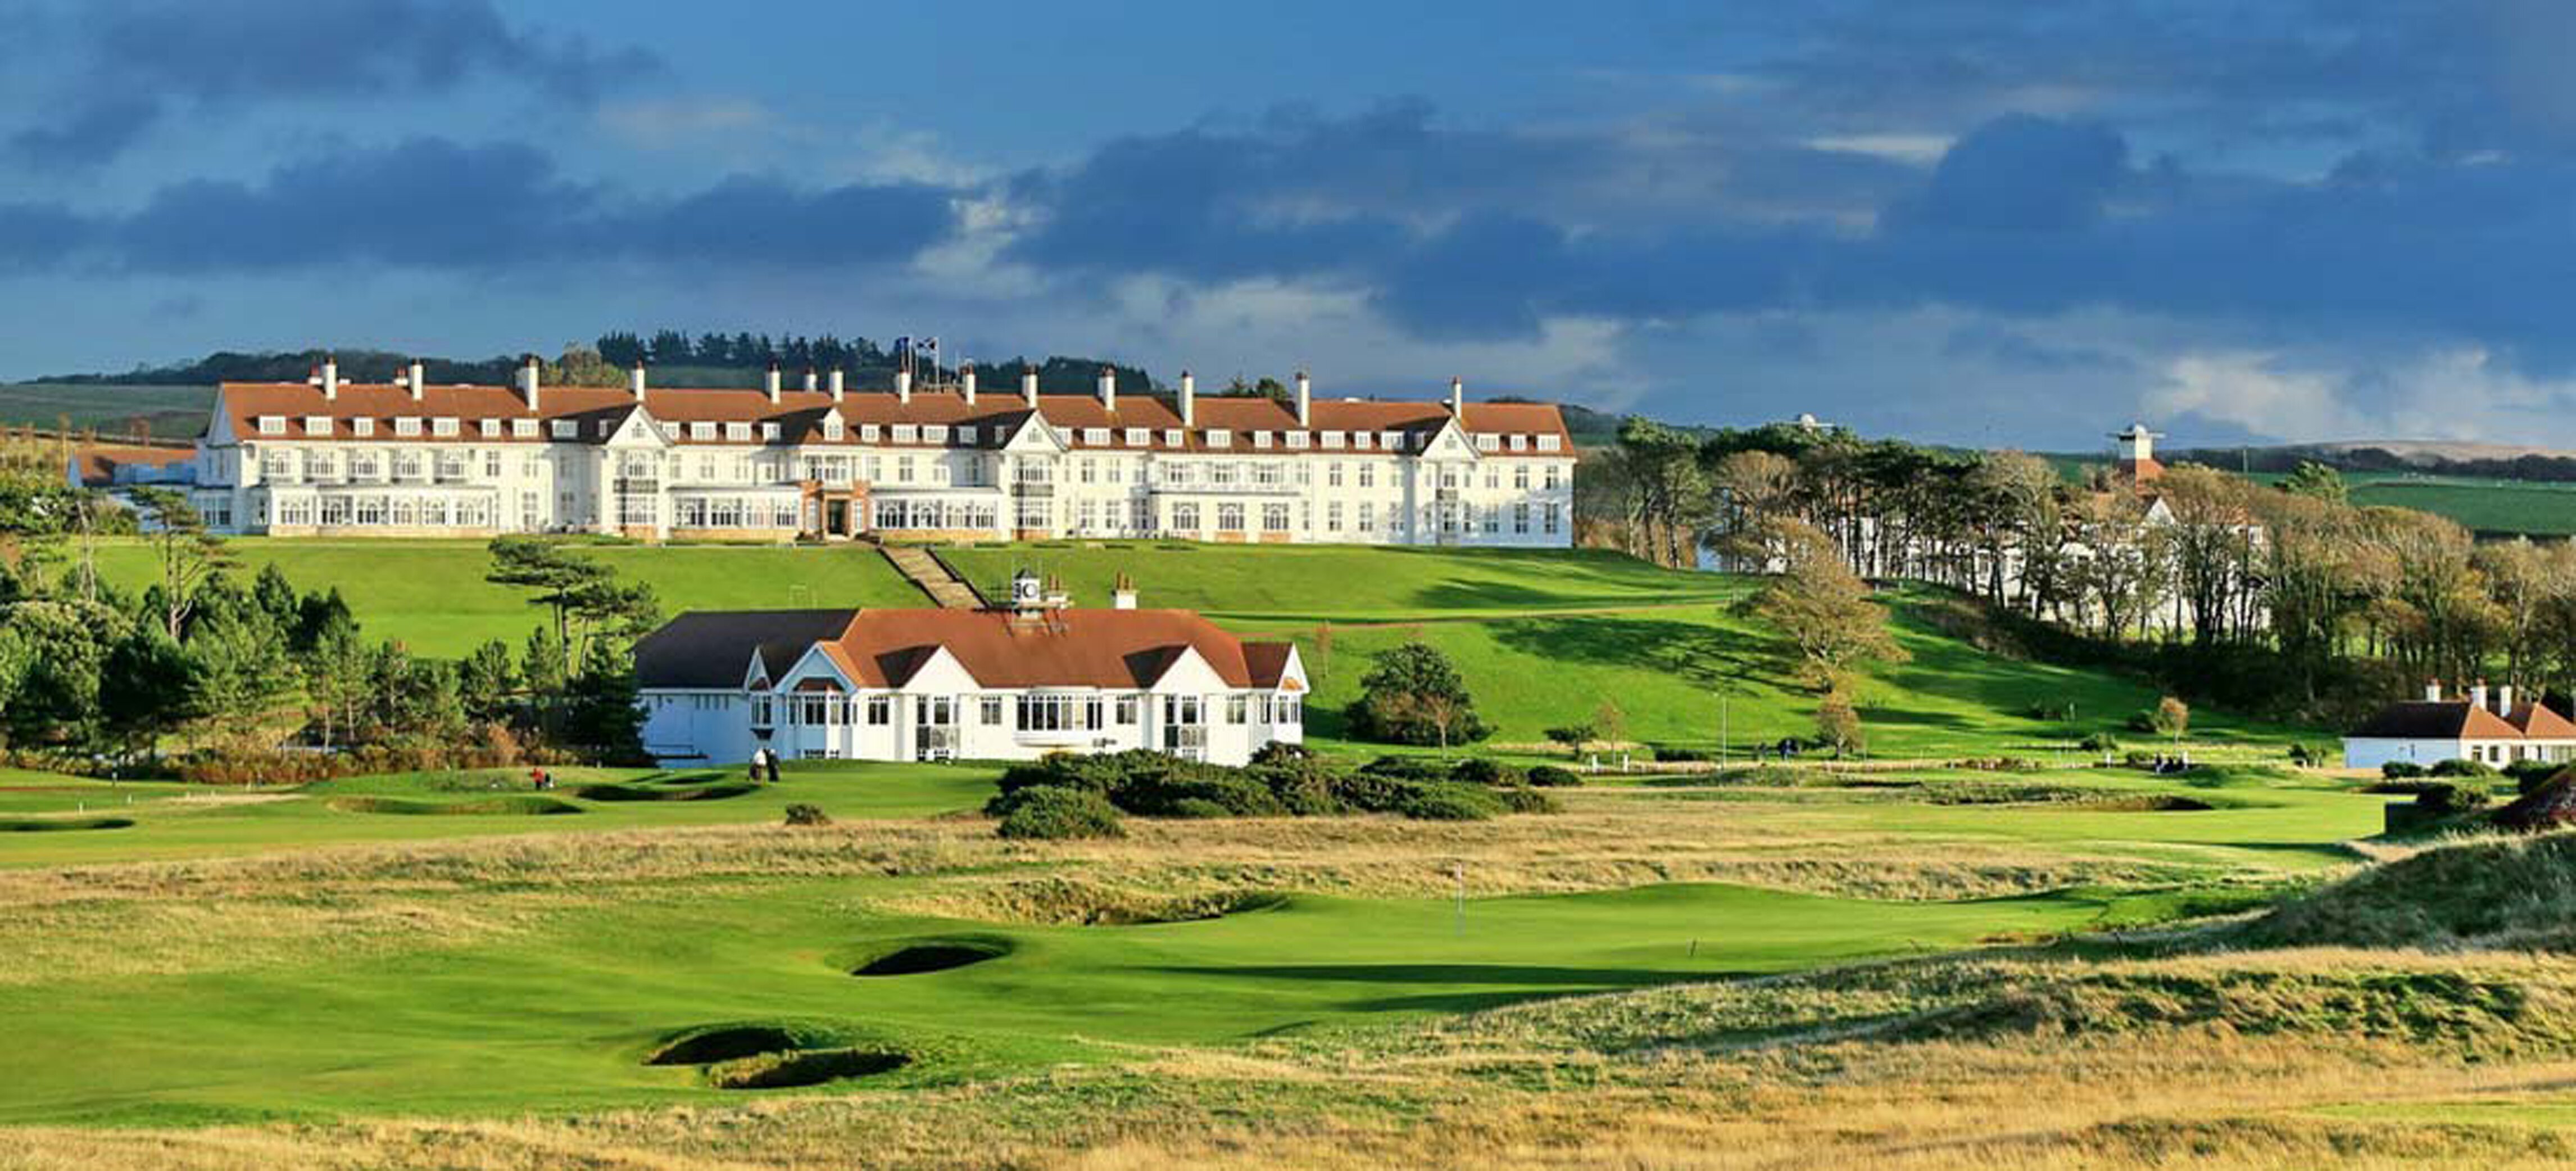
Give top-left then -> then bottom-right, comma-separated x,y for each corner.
725,422 -> 752,441
1322,431 -> 1345,448
1017,693 -> 1092,732
352,418 -> 375,436
1476,433 -> 1499,451
1359,501 -> 1377,532
392,451 -> 423,480
1263,503 -> 1290,532
433,418 -> 460,437
1514,464 -> 1530,490
1226,695 -> 1249,724
257,415 -> 286,435
1353,432 -> 1372,450
753,695 -> 775,727
278,496 -> 315,527
480,419 -> 502,437
896,455 -> 915,483
303,417 -> 330,436
1084,427 -> 1109,446
925,424 -> 950,444
1115,695 -> 1139,725
260,450 -> 296,481
1508,434 -> 1528,452
1172,502 -> 1200,531
1125,428 -> 1149,445
1218,503 -> 1245,532
980,696 -> 1005,726
1327,462 -> 1344,487
1380,431 -> 1404,449
1544,503 -> 1561,534
394,417 -> 421,437
484,450 -> 503,478
1210,462 -> 1238,486
861,424 -> 881,442
690,422 -> 715,441
435,450 -> 466,480
1206,429 -> 1232,448
866,696 -> 893,725
892,424 -> 918,443
1326,501 -> 1344,532
320,496 -> 351,526
1163,428 -> 1185,446
1538,435 -> 1562,451
356,495 -> 387,526
760,422 -> 782,441
1277,697 -> 1301,725
1285,432 -> 1308,449
309,451 -> 339,480
551,420 -> 576,438
1358,464 -> 1375,489
1482,505 -> 1500,533
513,419 -> 538,438
1253,462 -> 1283,486
1484,467 -> 1499,490
1544,466 -> 1562,491
1251,431 -> 1272,449
350,451 -> 382,480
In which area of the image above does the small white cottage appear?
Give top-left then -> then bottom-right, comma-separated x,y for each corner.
2342,680 -> 2576,770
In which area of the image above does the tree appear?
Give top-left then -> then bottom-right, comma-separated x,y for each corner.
2151,695 -> 2189,739
1739,518 -> 1910,690
100,628 -> 196,762
1592,697 -> 1628,748
185,607 -> 299,736
458,639 -> 520,724
1346,642 -> 1491,747
1815,689 -> 1864,757
561,639 -> 646,762
1544,722 -> 1596,757
129,486 -> 231,640
2279,460 -> 2348,504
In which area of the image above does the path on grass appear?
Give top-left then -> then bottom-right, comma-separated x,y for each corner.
883,546 -> 983,608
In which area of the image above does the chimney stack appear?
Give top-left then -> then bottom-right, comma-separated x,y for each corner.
2425,678 -> 2443,703
319,354 -> 339,400
2471,679 -> 2490,712
1097,366 -> 1117,411
1448,376 -> 1465,416
1178,369 -> 1196,427
960,363 -> 977,405
1294,369 -> 1312,427
895,368 -> 914,404
827,368 -> 845,401
628,362 -> 647,400
518,354 -> 542,410
802,367 -> 819,394
406,360 -> 425,401
1112,572 -> 1138,611
1021,364 -> 1040,408
2498,684 -> 2516,715
763,361 -> 782,404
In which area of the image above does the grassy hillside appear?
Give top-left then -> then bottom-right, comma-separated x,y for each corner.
87,539 -> 923,658
0,382 -> 212,438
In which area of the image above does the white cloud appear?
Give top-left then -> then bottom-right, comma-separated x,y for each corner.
597,96 -> 772,147
2146,347 -> 2576,445
1806,132 -> 1951,163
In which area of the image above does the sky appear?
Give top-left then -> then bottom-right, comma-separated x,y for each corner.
6,1 -> 2576,450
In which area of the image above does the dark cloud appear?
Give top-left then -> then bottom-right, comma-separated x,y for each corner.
1882,114 -> 2129,233
0,137 -> 958,273
6,0 -> 659,165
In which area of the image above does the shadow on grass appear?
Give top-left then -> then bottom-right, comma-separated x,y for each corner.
1486,614 -> 1763,688
1146,961 -> 1731,986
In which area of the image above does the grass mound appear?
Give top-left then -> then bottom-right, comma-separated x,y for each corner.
1899,965 -> 2576,1057
574,780 -> 759,803
911,878 -> 1290,926
2244,832 -> 2576,950
704,1046 -> 910,1089
644,1020 -> 864,1066
0,816 -> 134,832
325,795 -> 583,816
850,937 -> 1014,976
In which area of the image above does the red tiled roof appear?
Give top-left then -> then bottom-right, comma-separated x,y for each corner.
828,608 -> 1293,690
69,444 -> 193,487
211,381 -> 1572,455
2508,702 -> 2576,739
2350,700 -> 2533,740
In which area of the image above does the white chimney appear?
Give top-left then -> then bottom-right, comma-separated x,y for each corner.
1178,369 -> 1196,426
2470,679 -> 2489,712
2425,678 -> 2443,703
407,360 -> 426,401
518,355 -> 542,410
628,363 -> 647,400
1022,365 -> 1040,408
319,355 -> 339,400
895,368 -> 914,404
1294,369 -> 1312,427
802,367 -> 819,394
763,361 -> 782,404
1112,572 -> 1138,611
2498,684 -> 2516,715
1448,376 -> 1465,415
827,368 -> 845,401
960,363 -> 977,405
1097,366 -> 1117,411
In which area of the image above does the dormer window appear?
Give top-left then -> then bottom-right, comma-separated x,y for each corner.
1084,427 -> 1109,445
303,417 -> 330,436
1380,431 -> 1404,450
1163,428 -> 1185,446
1475,433 -> 1499,451
861,423 -> 881,442
924,424 -> 949,444
433,418 -> 460,437
725,422 -> 751,442
479,419 -> 502,437
690,422 -> 715,440
1124,427 -> 1149,445
822,418 -> 845,441
1285,431 -> 1309,449
760,422 -> 781,441
1322,431 -> 1346,449
891,424 -> 918,443
352,418 -> 375,437
1251,431 -> 1273,449
512,418 -> 538,438
1352,432 -> 1372,450
1206,429 -> 1232,448
394,417 -> 421,437
1537,435 -> 1562,451
257,415 -> 287,435
1508,433 -> 1527,451
550,420 -> 577,439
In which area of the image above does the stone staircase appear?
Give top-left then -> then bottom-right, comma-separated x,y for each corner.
882,545 -> 984,609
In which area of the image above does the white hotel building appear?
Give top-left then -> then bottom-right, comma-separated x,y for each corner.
189,357 -> 1575,545
634,573 -> 1305,766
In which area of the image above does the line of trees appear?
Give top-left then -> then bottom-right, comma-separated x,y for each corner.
1582,418 -> 2576,724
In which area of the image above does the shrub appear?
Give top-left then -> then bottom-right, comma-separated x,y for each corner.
1449,758 -> 1527,787
1345,643 -> 1493,746
1526,765 -> 1581,788
1649,744 -> 1711,762
2427,758 -> 2498,779
1544,724 -> 1596,754
1493,785 -> 1561,814
2379,760 -> 2425,779
1357,755 -> 1449,782
1165,798 -> 1235,820
2518,764 -> 2572,796
1248,741 -> 1312,766
2078,732 -> 2120,753
995,786 -> 1126,840
1393,781 -> 1504,821
1130,775 -> 1286,818
2414,781 -> 2492,815
782,803 -> 831,827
